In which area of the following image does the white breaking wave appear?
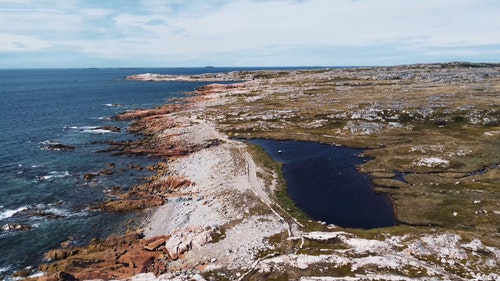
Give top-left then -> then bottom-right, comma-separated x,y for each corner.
68,125 -> 98,130
1,204 -> 89,221
81,128 -> 113,134
68,125 -> 114,134
39,140 -> 60,145
0,206 -> 28,220
0,266 -> 12,275
38,170 -> 70,181
42,207 -> 88,218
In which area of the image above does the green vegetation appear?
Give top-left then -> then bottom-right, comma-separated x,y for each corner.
205,65 -> 500,247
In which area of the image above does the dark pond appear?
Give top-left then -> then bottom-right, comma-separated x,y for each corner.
250,139 -> 395,229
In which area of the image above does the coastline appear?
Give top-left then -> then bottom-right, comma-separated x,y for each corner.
34,82 -> 295,280
33,64 -> 500,280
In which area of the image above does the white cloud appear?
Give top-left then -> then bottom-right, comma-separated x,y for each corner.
0,32 -> 53,51
0,7 -> 84,34
0,0 -> 499,67
80,8 -> 113,18
171,0 -> 500,48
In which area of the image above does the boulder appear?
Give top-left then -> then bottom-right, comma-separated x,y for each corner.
44,143 -> 75,151
83,173 -> 98,181
99,169 -> 114,175
164,227 -> 213,260
1,223 -> 31,232
144,238 -> 166,251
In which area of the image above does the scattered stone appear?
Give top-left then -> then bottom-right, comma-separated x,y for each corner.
302,231 -> 354,242
1,223 -> 31,232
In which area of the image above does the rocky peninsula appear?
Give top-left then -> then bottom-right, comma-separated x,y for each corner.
32,63 -> 499,280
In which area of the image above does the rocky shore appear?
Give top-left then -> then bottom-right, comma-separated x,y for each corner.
31,63 -> 499,280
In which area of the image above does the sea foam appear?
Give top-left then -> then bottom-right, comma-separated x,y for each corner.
37,171 -> 70,181
0,206 -> 28,220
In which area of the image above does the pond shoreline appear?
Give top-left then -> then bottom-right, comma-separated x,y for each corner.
249,139 -> 396,229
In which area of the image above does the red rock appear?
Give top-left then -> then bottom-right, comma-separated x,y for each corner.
37,272 -> 77,281
133,253 -> 155,272
99,196 -> 164,212
104,232 -> 142,247
75,270 -> 110,280
113,104 -> 185,121
144,238 -> 166,251
60,240 -> 72,249
43,248 -> 79,261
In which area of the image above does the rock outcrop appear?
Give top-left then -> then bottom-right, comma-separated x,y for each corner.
41,142 -> 75,151
37,227 -> 213,281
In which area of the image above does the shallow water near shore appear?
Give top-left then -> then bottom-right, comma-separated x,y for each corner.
0,67 -> 319,276
0,68 -> 185,275
250,139 -> 395,229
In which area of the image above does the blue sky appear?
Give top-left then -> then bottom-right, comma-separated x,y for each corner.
1,0 -> 499,68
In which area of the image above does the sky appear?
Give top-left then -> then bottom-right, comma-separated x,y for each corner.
1,0 -> 499,68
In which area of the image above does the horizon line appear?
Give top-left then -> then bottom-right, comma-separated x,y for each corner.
1,61 -> 499,70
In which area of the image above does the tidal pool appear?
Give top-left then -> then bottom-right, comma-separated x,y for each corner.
250,139 -> 395,229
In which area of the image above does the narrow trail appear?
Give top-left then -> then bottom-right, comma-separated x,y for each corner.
236,143 -> 308,281
239,145 -> 293,235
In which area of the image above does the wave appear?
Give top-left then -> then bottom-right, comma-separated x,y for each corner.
41,206 -> 88,219
39,140 -> 60,146
82,128 -> 114,134
0,266 -> 12,275
37,170 -> 70,181
27,272 -> 45,279
66,125 -> 98,130
1,203 -> 88,221
0,206 -> 28,220
66,126 -> 116,134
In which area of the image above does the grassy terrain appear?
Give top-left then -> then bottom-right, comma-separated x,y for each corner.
202,63 -> 500,247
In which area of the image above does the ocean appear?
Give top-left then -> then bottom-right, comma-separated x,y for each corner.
0,67 -> 277,276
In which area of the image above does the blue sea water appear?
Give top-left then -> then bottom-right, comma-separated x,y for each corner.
0,67 -> 284,276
